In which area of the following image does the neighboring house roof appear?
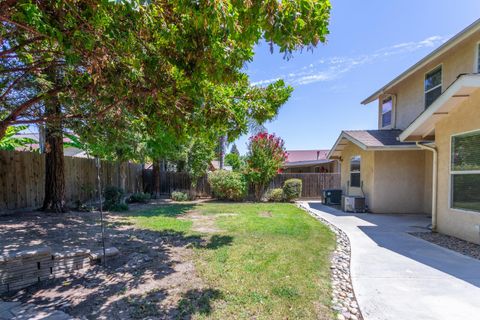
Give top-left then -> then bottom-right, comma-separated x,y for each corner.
362,18 -> 480,105
284,150 -> 333,168
328,129 -> 418,159
14,132 -> 90,158
209,160 -> 232,171
399,73 -> 480,141
285,150 -> 330,162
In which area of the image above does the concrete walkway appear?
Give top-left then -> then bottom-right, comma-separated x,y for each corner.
304,202 -> 480,320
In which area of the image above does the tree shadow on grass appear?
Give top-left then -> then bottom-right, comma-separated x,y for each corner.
108,287 -> 222,320
175,288 -> 223,319
201,235 -> 233,250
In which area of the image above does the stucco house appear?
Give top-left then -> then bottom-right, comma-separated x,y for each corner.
283,150 -> 339,173
328,19 -> 480,244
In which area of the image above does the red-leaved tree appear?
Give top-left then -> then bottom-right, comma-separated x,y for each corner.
245,132 -> 288,201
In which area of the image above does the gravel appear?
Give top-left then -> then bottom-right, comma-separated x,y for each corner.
298,204 -> 363,320
410,231 -> 480,260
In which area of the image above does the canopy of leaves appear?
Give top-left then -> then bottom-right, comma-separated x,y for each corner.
1,0 -> 330,137
0,124 -> 36,150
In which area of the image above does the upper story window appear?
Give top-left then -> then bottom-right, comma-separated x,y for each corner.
450,130 -> 480,212
477,43 -> 480,73
350,156 -> 361,188
381,96 -> 393,128
424,66 -> 442,108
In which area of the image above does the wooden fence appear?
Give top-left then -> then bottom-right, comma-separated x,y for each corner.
0,150 -> 340,212
142,170 -> 340,199
142,170 -> 211,197
0,150 -> 143,213
269,173 -> 341,198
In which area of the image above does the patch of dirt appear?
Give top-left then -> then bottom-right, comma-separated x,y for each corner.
259,211 -> 273,218
178,211 -> 224,233
0,206 -> 226,319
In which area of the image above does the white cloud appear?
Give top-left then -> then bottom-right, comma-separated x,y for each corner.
251,35 -> 450,87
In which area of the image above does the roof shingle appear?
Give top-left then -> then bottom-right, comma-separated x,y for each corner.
343,130 -> 416,147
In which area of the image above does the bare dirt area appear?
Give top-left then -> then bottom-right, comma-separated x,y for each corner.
0,204 -> 222,319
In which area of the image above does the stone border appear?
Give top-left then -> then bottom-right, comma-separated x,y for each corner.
410,231 -> 480,261
298,203 -> 363,320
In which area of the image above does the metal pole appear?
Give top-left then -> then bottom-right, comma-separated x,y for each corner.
96,157 -> 106,266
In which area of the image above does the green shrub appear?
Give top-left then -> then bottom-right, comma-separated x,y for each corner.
171,190 -> 189,202
282,179 -> 302,201
267,188 -> 284,202
208,170 -> 247,201
104,186 -> 128,211
128,192 -> 151,204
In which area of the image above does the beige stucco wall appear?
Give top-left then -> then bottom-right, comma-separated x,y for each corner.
373,150 -> 431,214
339,142 -> 432,214
435,90 -> 480,244
377,30 -> 480,130
339,143 -> 375,210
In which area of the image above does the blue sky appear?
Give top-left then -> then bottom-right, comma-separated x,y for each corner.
234,0 -> 480,154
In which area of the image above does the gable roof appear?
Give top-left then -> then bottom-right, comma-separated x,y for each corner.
362,18 -> 480,105
328,130 -> 418,159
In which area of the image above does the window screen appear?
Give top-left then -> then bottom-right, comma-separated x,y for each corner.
382,97 -> 392,127
425,66 -> 442,108
451,131 -> 480,212
451,131 -> 480,171
350,156 -> 361,188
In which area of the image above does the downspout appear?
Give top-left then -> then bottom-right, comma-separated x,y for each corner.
416,142 -> 438,231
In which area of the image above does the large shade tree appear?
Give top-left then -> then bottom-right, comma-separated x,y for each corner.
0,0 -> 331,211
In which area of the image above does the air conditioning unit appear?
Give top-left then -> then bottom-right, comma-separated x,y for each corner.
322,189 -> 342,205
342,196 -> 366,213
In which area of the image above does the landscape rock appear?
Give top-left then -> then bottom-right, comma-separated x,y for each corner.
298,203 -> 363,320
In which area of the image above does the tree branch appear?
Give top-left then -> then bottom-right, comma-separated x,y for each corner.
0,36 -> 44,57
0,72 -> 27,100
0,87 -> 63,139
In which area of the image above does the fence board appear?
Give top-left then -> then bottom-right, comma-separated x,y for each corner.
0,150 -> 143,213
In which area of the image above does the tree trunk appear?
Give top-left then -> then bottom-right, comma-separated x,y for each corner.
42,99 -> 67,212
218,135 -> 226,169
118,161 -> 127,191
152,158 -> 161,199
254,183 -> 265,202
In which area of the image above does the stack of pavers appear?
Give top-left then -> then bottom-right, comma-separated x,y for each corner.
1,246 -> 119,295
0,246 -> 53,294
52,248 -> 91,277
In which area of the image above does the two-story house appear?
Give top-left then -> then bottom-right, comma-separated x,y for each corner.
328,19 -> 480,244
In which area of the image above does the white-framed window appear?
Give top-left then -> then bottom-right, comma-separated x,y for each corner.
350,156 -> 361,188
450,130 -> 480,213
381,96 -> 393,128
424,66 -> 442,108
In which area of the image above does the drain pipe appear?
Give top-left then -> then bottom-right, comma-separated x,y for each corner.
416,142 -> 438,231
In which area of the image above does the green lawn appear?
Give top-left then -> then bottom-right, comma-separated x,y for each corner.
128,202 -> 335,319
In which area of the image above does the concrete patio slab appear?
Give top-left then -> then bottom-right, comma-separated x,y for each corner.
303,202 -> 480,320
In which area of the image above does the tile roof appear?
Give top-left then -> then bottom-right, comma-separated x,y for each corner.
343,130 -> 416,147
